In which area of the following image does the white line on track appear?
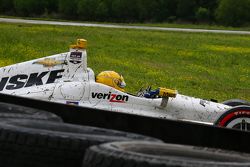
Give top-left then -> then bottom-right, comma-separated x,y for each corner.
1,18 -> 250,35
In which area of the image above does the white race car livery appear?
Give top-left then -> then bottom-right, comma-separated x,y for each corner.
1,39 -> 249,131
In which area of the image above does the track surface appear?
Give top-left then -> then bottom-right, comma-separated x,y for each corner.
1,18 -> 250,35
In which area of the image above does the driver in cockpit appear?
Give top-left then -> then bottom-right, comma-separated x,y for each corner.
96,71 -> 126,92
95,71 -> 164,98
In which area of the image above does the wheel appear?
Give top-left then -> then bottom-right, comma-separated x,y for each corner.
83,141 -> 250,167
222,99 -> 250,107
215,106 -> 250,131
0,102 -> 62,122
0,119 -> 161,167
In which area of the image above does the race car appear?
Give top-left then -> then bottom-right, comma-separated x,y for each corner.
0,39 -> 249,131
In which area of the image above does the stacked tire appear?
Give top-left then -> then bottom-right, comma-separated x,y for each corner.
0,102 -> 250,167
0,102 -> 62,122
0,102 -> 161,167
83,141 -> 250,167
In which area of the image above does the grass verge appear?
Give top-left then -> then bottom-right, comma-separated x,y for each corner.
0,22 -> 249,101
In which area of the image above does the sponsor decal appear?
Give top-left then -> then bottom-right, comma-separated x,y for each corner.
69,52 -> 82,64
66,101 -> 79,105
33,58 -> 67,67
200,99 -> 210,107
92,92 -> 129,103
0,69 -> 64,91
234,111 -> 250,116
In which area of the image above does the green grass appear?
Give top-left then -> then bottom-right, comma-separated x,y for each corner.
0,22 -> 249,102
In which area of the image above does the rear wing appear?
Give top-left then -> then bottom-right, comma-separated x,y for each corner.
0,39 -> 89,92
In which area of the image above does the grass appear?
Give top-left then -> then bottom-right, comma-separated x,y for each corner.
0,22 -> 249,102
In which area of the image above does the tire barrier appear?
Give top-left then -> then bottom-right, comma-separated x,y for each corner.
1,94 -> 250,153
0,119 -> 161,167
83,141 -> 250,167
0,102 -> 62,122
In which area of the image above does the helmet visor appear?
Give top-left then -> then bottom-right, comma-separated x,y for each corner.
119,75 -> 126,88
119,81 -> 126,88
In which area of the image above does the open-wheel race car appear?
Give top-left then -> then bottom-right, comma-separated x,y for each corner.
0,39 -> 249,131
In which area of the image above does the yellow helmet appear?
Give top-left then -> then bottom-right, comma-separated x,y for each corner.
96,71 -> 126,92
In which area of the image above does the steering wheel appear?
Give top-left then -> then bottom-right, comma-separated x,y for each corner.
136,86 -> 151,97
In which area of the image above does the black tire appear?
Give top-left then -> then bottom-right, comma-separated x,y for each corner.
83,141 -> 250,167
214,106 -> 250,131
222,99 -> 250,107
0,102 -> 62,122
0,119 -> 161,167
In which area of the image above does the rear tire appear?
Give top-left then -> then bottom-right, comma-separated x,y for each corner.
83,141 -> 250,167
0,119 -> 161,167
222,99 -> 250,107
215,106 -> 250,131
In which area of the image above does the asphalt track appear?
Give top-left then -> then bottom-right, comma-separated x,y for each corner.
1,17 -> 250,35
